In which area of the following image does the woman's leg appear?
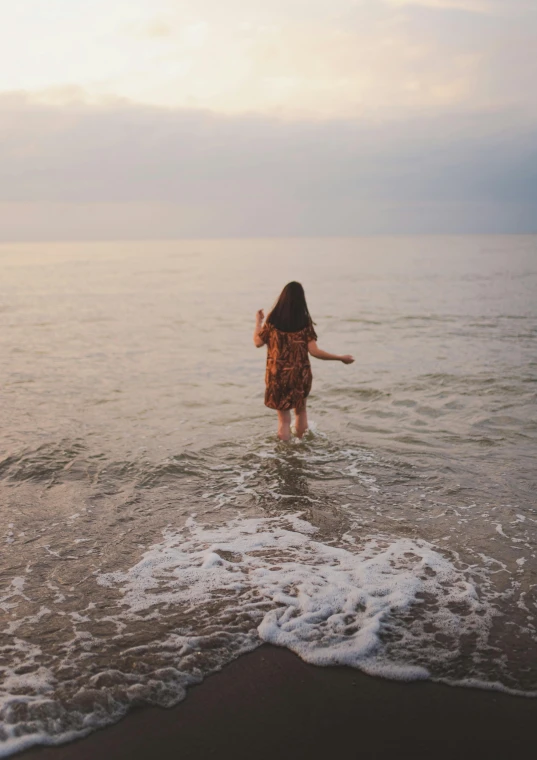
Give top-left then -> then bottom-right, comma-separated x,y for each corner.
294,403 -> 308,438
277,410 -> 292,441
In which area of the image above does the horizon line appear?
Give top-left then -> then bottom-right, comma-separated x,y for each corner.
1,232 -> 537,245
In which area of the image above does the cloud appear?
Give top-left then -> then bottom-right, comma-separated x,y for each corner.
385,0 -> 534,12
2,1 -> 536,118
134,19 -> 174,38
0,92 -> 535,238
387,0 -> 486,11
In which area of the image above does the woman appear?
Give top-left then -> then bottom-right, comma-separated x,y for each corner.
254,281 -> 354,441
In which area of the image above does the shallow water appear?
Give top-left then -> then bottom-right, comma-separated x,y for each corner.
1,237 -> 536,755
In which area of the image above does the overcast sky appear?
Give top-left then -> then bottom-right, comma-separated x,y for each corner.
1,0 -> 536,239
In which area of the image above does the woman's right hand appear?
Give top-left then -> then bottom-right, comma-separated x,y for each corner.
340,355 -> 355,364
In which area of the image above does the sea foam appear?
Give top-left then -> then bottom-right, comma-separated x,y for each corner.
0,514 -> 530,758
98,514 -> 494,681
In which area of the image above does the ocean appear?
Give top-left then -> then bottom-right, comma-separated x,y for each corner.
1,236 -> 536,755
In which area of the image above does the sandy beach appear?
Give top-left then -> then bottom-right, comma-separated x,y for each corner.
17,645 -> 537,760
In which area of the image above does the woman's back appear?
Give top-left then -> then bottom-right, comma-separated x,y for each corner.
253,281 -> 354,440
259,321 -> 317,413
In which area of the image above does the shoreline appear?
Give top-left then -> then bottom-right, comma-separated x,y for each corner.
16,645 -> 537,760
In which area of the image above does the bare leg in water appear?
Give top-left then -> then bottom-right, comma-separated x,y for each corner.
294,403 -> 308,439
277,409 -> 291,441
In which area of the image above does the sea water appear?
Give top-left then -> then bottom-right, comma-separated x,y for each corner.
1,237 -> 536,755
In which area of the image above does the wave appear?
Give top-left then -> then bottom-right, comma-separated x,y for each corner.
2,512 -> 535,757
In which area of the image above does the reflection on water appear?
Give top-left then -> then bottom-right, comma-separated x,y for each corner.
1,237 -> 537,754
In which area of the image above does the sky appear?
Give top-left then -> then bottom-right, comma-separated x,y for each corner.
1,0 -> 536,239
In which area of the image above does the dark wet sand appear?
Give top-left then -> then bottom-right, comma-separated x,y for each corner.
19,646 -> 537,760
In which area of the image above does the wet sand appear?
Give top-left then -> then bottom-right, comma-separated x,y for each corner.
18,646 -> 537,760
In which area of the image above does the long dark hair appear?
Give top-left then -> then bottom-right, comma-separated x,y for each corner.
266,281 -> 313,333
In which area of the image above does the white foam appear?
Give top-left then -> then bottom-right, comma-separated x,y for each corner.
5,606 -> 51,635
0,576 -> 29,613
98,515 -> 496,682
2,514 -> 535,758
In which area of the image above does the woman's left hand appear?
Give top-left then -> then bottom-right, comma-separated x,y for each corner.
256,309 -> 264,322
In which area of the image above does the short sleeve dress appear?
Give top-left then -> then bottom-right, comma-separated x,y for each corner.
258,320 -> 318,412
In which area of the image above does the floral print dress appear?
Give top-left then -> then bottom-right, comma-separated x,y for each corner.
258,320 -> 318,412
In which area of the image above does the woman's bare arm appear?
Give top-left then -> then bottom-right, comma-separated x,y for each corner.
253,309 -> 265,347
308,340 -> 354,364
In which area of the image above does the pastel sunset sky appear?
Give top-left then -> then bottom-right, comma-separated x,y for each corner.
1,0 -> 536,238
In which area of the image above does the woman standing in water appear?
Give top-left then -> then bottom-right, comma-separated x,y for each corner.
254,281 -> 354,441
